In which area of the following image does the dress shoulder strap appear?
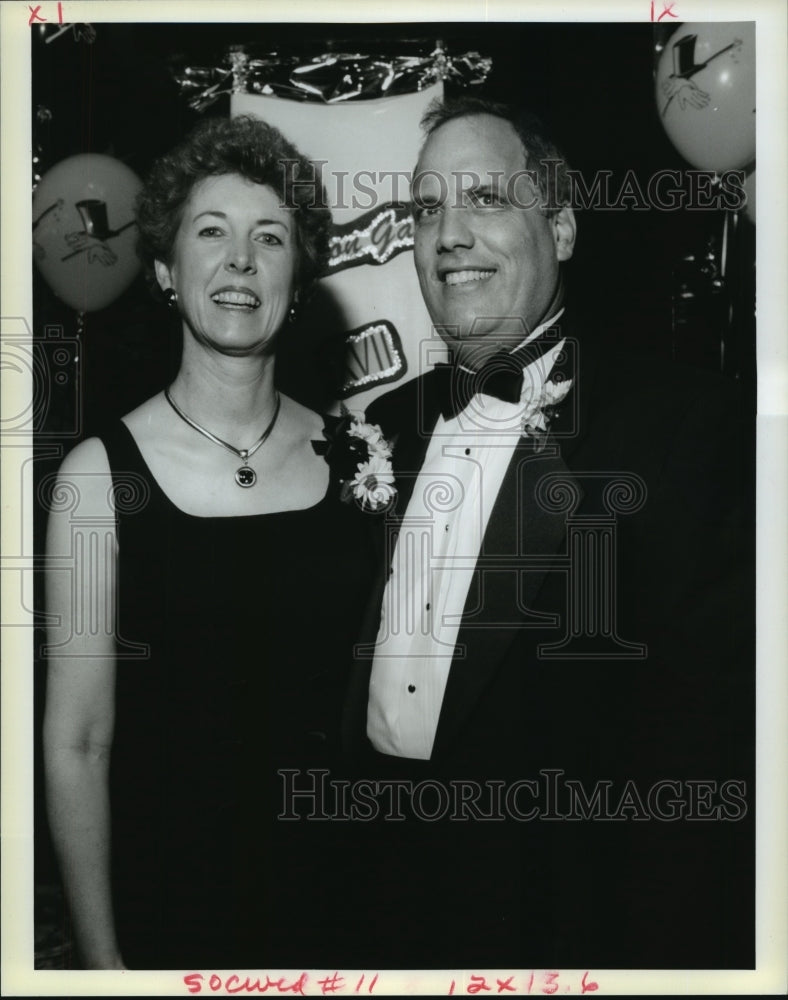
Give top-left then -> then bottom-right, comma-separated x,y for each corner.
99,419 -> 141,474
97,420 -> 156,523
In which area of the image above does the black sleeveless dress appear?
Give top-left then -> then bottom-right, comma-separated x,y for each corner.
101,419 -> 377,969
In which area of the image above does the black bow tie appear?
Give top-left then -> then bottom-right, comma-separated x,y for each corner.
434,334 -> 559,421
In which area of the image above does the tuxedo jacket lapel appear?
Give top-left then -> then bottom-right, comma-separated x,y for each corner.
431,435 -> 577,758
430,334 -> 599,757
386,370 -> 444,516
344,337 -> 595,760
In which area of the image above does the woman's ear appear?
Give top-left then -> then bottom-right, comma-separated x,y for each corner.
154,259 -> 174,294
552,206 -> 577,262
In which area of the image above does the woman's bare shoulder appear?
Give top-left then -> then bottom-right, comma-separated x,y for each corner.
49,438 -> 115,528
58,392 -> 163,475
58,436 -> 111,476
53,393 -> 160,514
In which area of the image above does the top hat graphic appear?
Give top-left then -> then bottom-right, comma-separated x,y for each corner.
672,35 -> 700,78
75,199 -> 116,240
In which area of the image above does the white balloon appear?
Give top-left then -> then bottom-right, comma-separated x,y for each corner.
33,154 -> 142,312
655,22 -> 755,173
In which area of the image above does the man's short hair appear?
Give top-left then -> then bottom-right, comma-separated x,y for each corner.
419,95 -> 571,216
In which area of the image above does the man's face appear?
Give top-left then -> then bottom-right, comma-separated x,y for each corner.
413,114 -> 576,365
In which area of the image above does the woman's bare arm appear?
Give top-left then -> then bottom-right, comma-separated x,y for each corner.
42,439 -> 126,969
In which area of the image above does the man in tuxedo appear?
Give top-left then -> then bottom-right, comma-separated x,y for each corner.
341,97 -> 753,971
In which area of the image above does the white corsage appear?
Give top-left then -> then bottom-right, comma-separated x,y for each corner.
314,406 -> 396,512
350,451 -> 396,510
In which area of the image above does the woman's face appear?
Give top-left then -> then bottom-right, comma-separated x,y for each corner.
156,173 -> 299,357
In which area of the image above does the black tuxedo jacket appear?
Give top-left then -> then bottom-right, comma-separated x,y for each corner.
339,331 -> 754,970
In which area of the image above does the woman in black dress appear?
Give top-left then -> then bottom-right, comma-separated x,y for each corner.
43,116 -> 387,970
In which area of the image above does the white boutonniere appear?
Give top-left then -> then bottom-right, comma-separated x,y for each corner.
521,378 -> 573,449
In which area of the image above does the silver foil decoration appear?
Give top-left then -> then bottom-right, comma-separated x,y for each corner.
172,44 -> 492,112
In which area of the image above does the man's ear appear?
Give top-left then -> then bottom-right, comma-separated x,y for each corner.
154,259 -> 174,294
552,206 -> 577,262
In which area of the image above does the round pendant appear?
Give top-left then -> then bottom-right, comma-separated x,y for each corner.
235,466 -> 256,488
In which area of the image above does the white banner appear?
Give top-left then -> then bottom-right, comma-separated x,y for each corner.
232,85 -> 446,412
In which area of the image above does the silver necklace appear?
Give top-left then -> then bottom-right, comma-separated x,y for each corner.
164,387 -> 281,488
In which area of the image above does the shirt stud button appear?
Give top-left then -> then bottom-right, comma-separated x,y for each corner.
408,684 -> 416,693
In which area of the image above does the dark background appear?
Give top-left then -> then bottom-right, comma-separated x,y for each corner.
31,20 -> 756,967
32,21 -> 757,427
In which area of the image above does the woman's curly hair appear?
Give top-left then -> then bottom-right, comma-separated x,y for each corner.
135,115 -> 332,301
